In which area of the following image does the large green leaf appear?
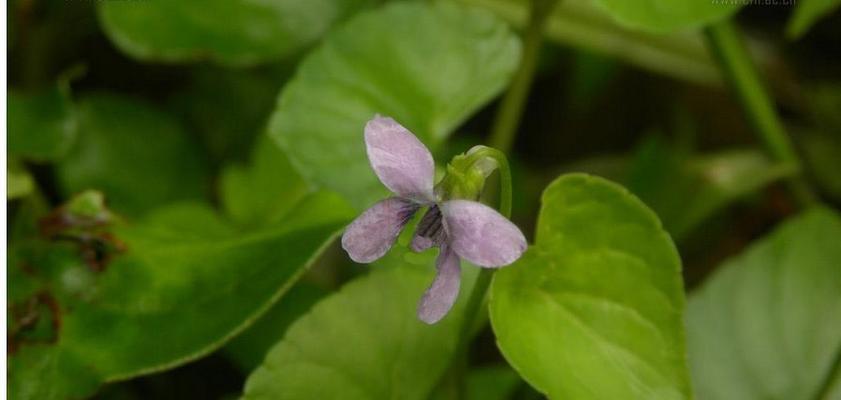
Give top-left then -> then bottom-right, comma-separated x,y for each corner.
8,84 -> 77,162
490,174 -> 690,399
787,0 -> 841,39
687,207 -> 841,400
220,135 -> 310,228
243,247 -> 479,399
98,0 -> 378,66
592,0 -> 743,33
458,0 -> 723,85
270,1 -> 521,209
57,94 -> 208,216
224,283 -> 327,372
8,193 -> 354,400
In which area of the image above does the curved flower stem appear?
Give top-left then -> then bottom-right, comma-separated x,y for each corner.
456,0 -> 554,343
703,20 -> 816,206
464,146 -> 513,217
446,2 -> 556,395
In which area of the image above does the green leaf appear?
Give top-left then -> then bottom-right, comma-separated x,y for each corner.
591,0 -> 743,33
8,85 -> 77,162
243,248 -> 479,399
458,0 -> 724,85
225,283 -> 327,372
8,193 -> 354,400
9,346 -> 101,400
8,161 -> 35,200
466,365 -> 523,400
787,0 -> 841,39
98,0 -> 378,66
270,1 -> 521,209
626,138 -> 793,239
687,207 -> 841,400
220,135 -> 310,228
490,173 -> 690,399
801,131 -> 841,202
57,94 -> 209,216
168,66 -> 292,164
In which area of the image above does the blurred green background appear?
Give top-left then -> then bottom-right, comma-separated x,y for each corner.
7,0 -> 841,399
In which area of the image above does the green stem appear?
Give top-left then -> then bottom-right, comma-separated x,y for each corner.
452,147 -> 513,348
703,20 -> 816,206
455,266 -> 493,341
464,146 -> 513,217
446,2 -> 555,395
488,0 -> 559,152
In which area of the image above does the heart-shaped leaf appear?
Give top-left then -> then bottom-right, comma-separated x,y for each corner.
270,1 -> 521,209
8,193 -> 354,400
243,247 -> 480,399
490,173 -> 691,399
687,207 -> 841,400
98,0 -> 378,66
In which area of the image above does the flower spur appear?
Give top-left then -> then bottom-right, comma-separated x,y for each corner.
341,116 -> 526,324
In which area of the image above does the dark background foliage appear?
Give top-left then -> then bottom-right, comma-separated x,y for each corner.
7,0 -> 841,398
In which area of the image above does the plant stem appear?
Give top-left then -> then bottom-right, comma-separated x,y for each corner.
703,20 -> 816,206
465,146 -> 513,216
446,2 -> 556,398
457,0 -> 552,348
452,148 -> 514,366
488,0 -> 559,152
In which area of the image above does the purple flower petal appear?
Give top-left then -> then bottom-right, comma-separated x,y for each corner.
341,197 -> 419,263
410,206 -> 446,252
365,116 -> 435,202
440,200 -> 527,268
417,245 -> 461,324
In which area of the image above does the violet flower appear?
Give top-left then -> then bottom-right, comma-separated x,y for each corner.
341,116 -> 527,324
